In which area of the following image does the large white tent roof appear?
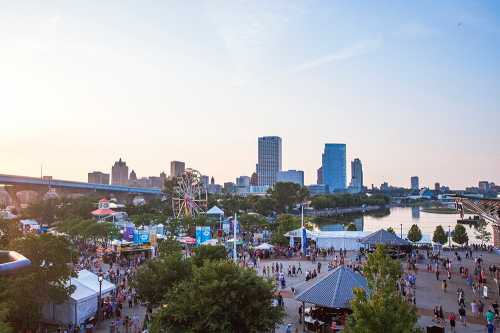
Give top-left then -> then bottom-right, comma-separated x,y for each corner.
206,206 -> 224,215
76,270 -> 115,295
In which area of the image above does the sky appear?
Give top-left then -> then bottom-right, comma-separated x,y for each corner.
1,1 -> 499,189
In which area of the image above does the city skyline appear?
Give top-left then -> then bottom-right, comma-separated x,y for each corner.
1,1 -> 499,188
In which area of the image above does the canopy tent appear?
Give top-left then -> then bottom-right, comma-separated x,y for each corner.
314,231 -> 370,250
201,239 -> 219,246
178,236 -> 196,245
284,228 -> 315,238
226,238 -> 244,245
254,243 -> 274,251
206,206 -> 224,216
43,270 -> 115,326
296,266 -> 368,309
360,229 -> 411,247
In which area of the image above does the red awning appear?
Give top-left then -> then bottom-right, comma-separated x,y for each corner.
91,208 -> 115,216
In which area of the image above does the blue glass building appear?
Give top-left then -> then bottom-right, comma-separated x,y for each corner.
322,143 -> 346,192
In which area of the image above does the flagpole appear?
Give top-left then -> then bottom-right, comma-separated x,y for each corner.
233,213 -> 238,263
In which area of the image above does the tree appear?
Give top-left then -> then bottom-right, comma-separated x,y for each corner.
452,224 -> 468,245
474,220 -> 491,245
4,234 -> 76,331
0,219 -> 21,249
192,245 -> 227,267
151,261 -> 284,333
132,253 -> 192,308
268,182 -> 308,213
254,197 -> 275,216
432,225 -> 447,245
386,227 -> 396,235
0,302 -> 12,333
270,214 -> 301,246
407,224 -> 422,243
345,245 -> 418,333
239,213 -> 268,232
346,223 -> 357,231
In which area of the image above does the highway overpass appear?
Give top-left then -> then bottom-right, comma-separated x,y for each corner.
0,174 -> 162,196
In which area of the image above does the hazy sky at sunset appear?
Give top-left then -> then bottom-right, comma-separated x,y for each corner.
1,1 -> 499,189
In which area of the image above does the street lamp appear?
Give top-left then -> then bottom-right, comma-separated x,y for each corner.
448,225 -> 451,251
97,275 -> 103,322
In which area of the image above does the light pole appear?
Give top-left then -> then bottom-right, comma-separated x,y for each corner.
448,225 -> 451,251
400,224 -> 403,239
97,275 -> 103,322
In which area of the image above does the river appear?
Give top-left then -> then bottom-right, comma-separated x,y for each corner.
312,207 -> 493,245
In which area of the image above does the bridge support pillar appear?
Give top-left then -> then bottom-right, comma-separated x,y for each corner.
493,225 -> 500,249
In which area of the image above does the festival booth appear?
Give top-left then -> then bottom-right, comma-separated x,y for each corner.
314,231 -> 370,251
253,242 -> 274,259
43,270 -> 115,326
296,266 -> 369,332
19,219 -> 40,234
360,229 -> 411,257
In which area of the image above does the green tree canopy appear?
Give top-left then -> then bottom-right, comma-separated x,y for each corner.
474,220 -> 491,245
268,182 -> 309,213
270,214 -> 301,246
151,261 -> 284,333
346,223 -> 357,231
132,253 -> 192,308
432,225 -> 447,245
407,224 -> 422,243
4,234 -> 76,331
346,245 -> 418,333
452,224 -> 469,245
386,227 -> 396,235
239,213 -> 268,232
191,245 -> 227,267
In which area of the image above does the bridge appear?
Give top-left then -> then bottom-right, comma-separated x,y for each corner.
455,195 -> 500,248
0,174 -> 162,196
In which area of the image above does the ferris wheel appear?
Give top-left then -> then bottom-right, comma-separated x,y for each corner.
172,168 -> 208,218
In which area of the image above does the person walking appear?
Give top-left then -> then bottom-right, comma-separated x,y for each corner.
448,312 -> 456,333
458,306 -> 467,327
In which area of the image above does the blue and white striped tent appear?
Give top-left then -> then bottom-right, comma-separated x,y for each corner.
296,266 -> 368,309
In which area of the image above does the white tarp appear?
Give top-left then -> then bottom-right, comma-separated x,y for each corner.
314,231 -> 370,251
254,243 -> 274,251
43,270 -> 115,326
206,206 -> 224,216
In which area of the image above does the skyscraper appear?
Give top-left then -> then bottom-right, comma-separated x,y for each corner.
170,161 -> 185,178
322,144 -> 346,192
111,158 -> 129,185
88,171 -> 110,185
256,136 -> 282,187
411,176 -> 419,191
349,158 -> 363,192
317,166 -> 323,185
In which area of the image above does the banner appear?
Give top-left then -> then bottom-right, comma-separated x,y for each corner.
123,227 -> 135,242
133,230 -> 150,244
196,226 -> 211,246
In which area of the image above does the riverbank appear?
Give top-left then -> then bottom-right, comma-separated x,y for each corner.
420,207 -> 457,214
305,205 -> 387,217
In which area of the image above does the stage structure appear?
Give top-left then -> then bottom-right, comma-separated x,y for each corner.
455,196 -> 500,248
172,169 -> 208,218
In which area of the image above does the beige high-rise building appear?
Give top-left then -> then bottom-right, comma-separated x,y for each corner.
88,171 -> 110,185
170,161 -> 185,178
111,158 -> 129,185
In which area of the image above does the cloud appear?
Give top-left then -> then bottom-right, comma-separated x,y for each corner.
291,37 -> 383,74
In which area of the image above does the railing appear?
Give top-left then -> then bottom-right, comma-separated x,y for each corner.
0,251 -> 31,274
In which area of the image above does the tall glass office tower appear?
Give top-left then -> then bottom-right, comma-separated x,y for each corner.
322,143 -> 346,192
256,136 -> 282,186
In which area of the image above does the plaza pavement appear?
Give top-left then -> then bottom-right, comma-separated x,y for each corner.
94,249 -> 499,332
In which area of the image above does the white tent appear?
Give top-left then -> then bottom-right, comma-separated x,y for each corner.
254,243 -> 274,251
43,270 -> 115,326
314,231 -> 370,250
206,206 -> 224,216
201,239 -> 219,246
